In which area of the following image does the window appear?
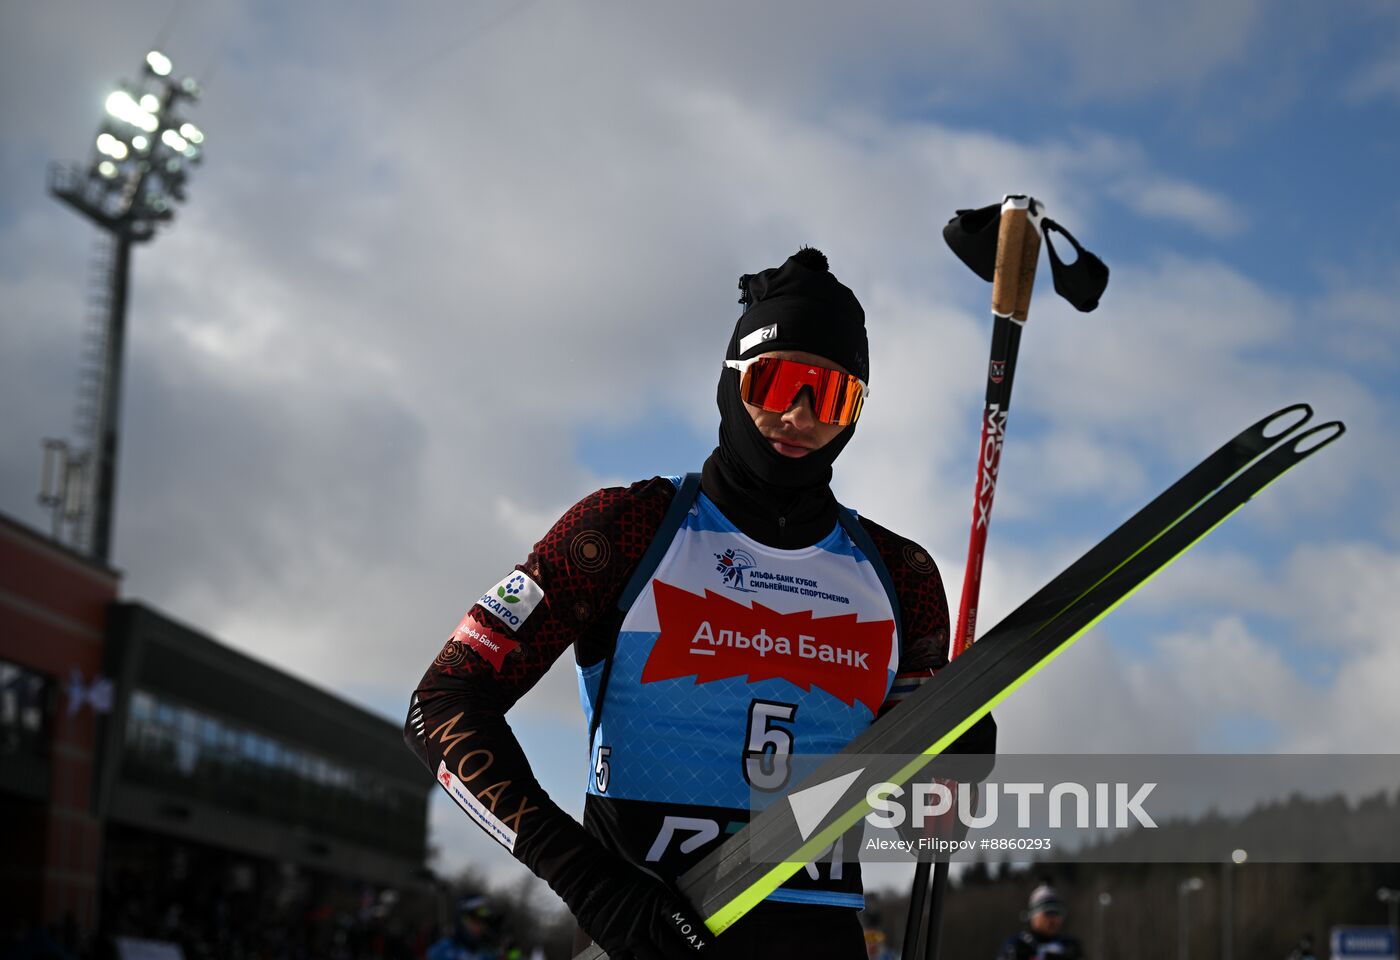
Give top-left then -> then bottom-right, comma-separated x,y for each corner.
0,659 -> 50,757
117,687 -> 411,847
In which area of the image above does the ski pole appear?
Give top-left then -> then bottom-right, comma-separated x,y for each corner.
953,194 -> 1042,659
942,194 -> 1108,664
902,194 -> 1044,960
906,196 -> 1107,960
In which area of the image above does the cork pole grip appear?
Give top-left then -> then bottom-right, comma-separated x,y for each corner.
989,206 -> 1043,323
1012,223 -> 1041,322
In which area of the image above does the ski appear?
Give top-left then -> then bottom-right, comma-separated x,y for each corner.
574,408 -> 1342,958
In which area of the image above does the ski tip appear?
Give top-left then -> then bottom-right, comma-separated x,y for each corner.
1259,403 -> 1313,440
1290,420 -> 1345,454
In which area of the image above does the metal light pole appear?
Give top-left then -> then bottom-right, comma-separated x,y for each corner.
1178,877 -> 1204,960
1224,849 -> 1247,960
1095,891 -> 1112,960
1380,888 -> 1400,949
47,49 -> 205,562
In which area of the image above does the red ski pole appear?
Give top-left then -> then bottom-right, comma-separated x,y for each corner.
904,195 -> 1107,959
903,195 -> 1044,960
951,195 -> 1043,659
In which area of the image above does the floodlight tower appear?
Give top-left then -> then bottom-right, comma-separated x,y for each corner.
46,50 -> 205,562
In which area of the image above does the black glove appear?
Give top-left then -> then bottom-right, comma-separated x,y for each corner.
573,858 -> 712,960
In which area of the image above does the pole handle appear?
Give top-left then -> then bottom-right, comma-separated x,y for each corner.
990,197 -> 1043,323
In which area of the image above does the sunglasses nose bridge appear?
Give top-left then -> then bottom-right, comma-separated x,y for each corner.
780,389 -> 818,428
786,383 -> 818,411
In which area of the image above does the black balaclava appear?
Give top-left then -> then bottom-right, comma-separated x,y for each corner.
700,247 -> 869,548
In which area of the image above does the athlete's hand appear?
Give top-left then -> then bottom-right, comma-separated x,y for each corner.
894,776 -> 978,851
575,861 -> 711,959
925,779 -> 976,845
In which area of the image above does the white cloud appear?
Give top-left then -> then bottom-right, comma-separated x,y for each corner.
992,624 -> 1191,753
1302,637 -> 1400,752
1307,268 -> 1400,371
1018,430 -> 1151,503
1111,176 -> 1246,238
1281,541 -> 1400,653
1346,39 -> 1400,104
1128,618 -> 1309,743
567,0 -> 1267,107
995,535 -> 1400,757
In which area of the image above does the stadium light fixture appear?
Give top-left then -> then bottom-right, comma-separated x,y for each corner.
105,90 -> 159,133
95,134 -> 128,160
145,50 -> 172,76
46,49 -> 207,561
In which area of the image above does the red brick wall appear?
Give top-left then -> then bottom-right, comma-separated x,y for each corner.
0,517 -> 117,938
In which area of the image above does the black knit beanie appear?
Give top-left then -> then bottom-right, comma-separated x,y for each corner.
713,247 -> 867,492
729,247 -> 869,380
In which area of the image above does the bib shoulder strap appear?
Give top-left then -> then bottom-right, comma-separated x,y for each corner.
617,473 -> 701,611
837,506 -> 903,662
589,473 -> 701,744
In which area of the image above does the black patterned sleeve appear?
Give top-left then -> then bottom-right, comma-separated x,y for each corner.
403,477 -> 675,891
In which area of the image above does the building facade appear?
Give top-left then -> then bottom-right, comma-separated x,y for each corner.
1,511 -> 433,952
0,513 -> 115,937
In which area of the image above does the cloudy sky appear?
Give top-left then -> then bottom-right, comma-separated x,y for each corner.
3,1 -> 1399,892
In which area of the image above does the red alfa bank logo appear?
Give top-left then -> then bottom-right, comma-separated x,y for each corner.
453,613 -> 519,672
642,581 -> 893,714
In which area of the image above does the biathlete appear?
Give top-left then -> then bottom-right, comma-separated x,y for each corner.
406,247 -> 996,959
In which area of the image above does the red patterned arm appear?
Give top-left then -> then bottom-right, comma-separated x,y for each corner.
403,478 -> 675,893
